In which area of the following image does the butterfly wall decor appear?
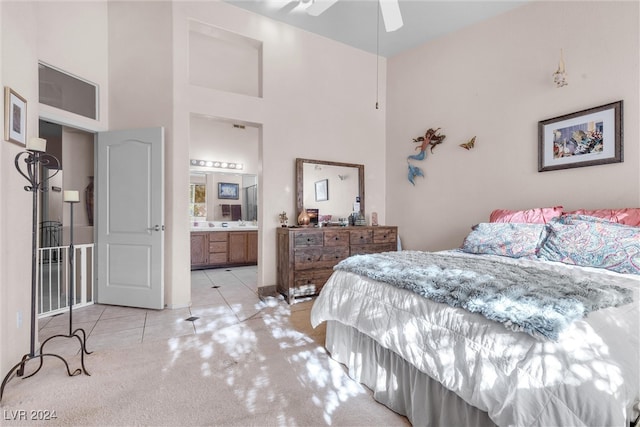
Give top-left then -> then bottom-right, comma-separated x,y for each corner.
459,136 -> 476,150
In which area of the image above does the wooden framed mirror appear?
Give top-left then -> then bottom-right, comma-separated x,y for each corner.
295,158 -> 364,224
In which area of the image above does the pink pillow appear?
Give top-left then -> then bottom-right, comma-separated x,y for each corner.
565,208 -> 640,227
489,206 -> 563,224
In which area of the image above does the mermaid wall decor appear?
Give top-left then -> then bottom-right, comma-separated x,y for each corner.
407,127 -> 446,185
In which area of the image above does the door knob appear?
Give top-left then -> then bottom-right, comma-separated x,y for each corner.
147,225 -> 161,231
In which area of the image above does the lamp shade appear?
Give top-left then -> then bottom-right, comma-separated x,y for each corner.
64,190 -> 79,202
26,137 -> 47,152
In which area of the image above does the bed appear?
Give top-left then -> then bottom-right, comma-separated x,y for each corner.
310,208 -> 640,427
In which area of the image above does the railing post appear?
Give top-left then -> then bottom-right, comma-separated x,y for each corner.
80,246 -> 87,305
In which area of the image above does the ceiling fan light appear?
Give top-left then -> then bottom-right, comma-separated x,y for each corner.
379,0 -> 403,32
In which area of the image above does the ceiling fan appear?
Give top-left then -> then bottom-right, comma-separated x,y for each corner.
305,0 -> 404,32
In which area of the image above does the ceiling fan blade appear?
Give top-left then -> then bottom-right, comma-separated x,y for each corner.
305,0 -> 339,16
379,0 -> 403,32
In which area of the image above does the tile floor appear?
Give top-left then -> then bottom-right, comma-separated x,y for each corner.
37,266 -> 268,356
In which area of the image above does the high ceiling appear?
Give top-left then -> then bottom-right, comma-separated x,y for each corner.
224,0 -> 528,58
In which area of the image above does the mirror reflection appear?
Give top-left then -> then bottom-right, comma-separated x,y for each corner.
189,171 -> 257,222
296,158 -> 364,224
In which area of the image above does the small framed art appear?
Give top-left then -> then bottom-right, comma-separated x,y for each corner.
4,87 -> 27,146
538,101 -> 622,172
218,182 -> 239,200
315,179 -> 328,202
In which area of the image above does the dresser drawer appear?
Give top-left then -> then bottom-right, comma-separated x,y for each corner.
350,229 -> 373,245
373,228 -> 397,244
323,230 -> 350,246
294,247 -> 350,270
351,243 -> 397,256
293,231 -> 324,247
292,269 -> 334,296
209,241 -> 227,253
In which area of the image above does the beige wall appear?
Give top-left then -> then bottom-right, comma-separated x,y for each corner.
172,1 -> 388,301
386,1 -> 640,251
0,0 -> 38,384
1,1 -> 108,376
189,116 -> 260,176
61,127 -> 94,245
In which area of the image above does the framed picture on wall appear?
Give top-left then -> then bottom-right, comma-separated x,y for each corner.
218,182 -> 239,199
315,179 -> 328,202
538,100 -> 623,172
4,87 -> 27,146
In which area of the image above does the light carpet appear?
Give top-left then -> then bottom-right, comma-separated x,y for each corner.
0,298 -> 409,426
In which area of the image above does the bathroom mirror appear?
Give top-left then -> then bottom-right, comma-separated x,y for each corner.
189,171 -> 257,221
296,158 -> 364,223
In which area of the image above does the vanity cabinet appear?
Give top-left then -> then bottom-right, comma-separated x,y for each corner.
276,226 -> 397,303
190,233 -> 209,267
228,231 -> 258,264
190,230 -> 257,269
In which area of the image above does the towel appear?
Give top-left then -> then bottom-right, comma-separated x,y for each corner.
231,205 -> 242,221
221,204 -> 231,216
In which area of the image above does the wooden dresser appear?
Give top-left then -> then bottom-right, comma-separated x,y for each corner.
276,226 -> 398,303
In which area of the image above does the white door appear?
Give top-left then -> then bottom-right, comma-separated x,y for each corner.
95,127 -> 164,309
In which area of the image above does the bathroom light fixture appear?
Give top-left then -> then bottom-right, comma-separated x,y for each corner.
190,159 -> 243,170
553,49 -> 568,88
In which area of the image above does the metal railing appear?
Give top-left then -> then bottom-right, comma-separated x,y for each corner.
38,244 -> 94,318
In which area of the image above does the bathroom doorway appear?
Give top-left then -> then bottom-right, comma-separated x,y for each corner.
188,115 -> 260,278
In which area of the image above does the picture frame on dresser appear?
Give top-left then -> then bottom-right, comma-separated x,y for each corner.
538,100 -> 623,172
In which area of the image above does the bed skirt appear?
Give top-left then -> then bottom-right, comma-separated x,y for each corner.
326,320 -> 497,427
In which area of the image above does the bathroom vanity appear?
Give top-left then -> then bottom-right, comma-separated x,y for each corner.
190,226 -> 258,270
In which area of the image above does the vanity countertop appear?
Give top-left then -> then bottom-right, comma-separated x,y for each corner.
191,225 -> 258,232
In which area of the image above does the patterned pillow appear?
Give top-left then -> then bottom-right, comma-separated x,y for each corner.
489,206 -> 563,224
461,223 -> 547,258
538,215 -> 640,275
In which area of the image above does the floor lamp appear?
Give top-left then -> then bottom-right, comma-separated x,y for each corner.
0,138 -> 91,402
